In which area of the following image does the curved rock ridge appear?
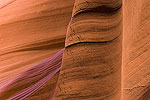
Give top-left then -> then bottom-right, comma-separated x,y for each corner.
65,0 -> 122,47
54,0 -> 122,100
0,0 -> 150,100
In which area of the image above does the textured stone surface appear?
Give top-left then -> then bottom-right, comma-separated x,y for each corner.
54,0 -> 122,100
0,0 -> 150,100
123,0 -> 150,99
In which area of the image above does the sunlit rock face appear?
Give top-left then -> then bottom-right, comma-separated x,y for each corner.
0,0 -> 74,99
0,0 -> 150,100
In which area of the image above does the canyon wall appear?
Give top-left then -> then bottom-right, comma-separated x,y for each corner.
0,0 -> 150,100
123,0 -> 150,99
0,0 -> 74,99
54,0 -> 122,100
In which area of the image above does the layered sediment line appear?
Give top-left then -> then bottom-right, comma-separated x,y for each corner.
54,0 -> 122,100
0,0 -> 74,99
123,0 -> 150,99
0,49 -> 64,100
65,0 -> 122,46
1,0 -> 150,100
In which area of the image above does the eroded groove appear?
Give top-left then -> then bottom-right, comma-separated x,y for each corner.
66,34 -> 121,48
0,0 -> 16,9
0,37 -> 65,56
73,4 -> 122,17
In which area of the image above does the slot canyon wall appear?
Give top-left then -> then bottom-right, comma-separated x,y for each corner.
53,0 -> 122,100
0,0 -> 74,99
123,0 -> 150,99
0,0 -> 150,100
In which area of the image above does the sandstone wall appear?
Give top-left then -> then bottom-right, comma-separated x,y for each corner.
0,0 -> 150,100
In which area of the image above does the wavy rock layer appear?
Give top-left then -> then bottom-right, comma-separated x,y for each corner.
0,0 -> 150,100
54,0 -> 122,100
0,0 -> 74,99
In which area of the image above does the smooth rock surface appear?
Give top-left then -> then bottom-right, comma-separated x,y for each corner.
0,0 -> 74,99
